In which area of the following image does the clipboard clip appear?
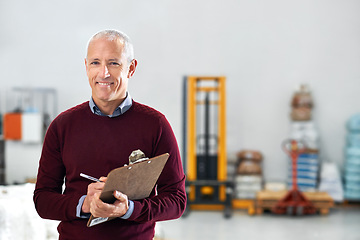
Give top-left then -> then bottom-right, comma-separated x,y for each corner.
126,149 -> 149,166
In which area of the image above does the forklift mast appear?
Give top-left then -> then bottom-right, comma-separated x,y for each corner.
182,76 -> 232,218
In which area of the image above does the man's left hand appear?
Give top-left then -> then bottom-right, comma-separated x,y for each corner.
90,190 -> 129,218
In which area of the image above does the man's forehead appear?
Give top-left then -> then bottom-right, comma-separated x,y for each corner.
89,37 -> 124,48
87,38 -> 125,57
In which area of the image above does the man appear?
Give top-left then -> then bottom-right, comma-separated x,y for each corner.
33,30 -> 186,240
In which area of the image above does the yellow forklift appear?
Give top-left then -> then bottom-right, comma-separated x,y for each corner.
182,76 -> 232,218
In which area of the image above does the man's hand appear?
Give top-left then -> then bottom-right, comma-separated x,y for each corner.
90,190 -> 129,218
81,177 -> 107,213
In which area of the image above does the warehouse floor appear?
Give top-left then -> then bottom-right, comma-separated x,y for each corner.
157,207 -> 360,240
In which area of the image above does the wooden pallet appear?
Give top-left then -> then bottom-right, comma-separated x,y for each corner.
256,190 -> 334,215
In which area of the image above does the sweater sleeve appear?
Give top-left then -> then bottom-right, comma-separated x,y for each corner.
127,115 -> 187,223
33,120 -> 83,221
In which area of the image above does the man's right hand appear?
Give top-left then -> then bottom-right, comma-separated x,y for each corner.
81,177 -> 107,213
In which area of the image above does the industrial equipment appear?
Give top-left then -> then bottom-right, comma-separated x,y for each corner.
1,87 -> 57,184
272,139 -> 316,215
182,76 -> 232,218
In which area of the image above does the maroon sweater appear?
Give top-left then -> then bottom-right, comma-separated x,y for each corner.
34,101 -> 186,240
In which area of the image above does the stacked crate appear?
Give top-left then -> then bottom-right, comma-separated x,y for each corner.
344,113 -> 360,200
288,85 -> 320,192
288,152 -> 319,192
234,150 -> 263,199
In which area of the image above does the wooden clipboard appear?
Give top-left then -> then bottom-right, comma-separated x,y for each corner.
87,153 -> 169,227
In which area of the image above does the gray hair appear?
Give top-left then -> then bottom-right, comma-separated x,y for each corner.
87,29 -> 134,63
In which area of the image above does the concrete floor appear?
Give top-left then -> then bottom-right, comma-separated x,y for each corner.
157,207 -> 360,240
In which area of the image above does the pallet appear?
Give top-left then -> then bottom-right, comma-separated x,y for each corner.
256,190 -> 334,215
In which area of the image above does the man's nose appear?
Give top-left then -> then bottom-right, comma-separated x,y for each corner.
100,65 -> 110,78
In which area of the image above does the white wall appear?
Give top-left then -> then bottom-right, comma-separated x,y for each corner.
1,0 -> 359,183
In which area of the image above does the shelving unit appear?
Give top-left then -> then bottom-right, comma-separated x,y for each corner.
0,139 -> 5,185
0,87 -> 57,184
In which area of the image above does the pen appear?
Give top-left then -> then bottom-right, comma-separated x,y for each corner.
80,173 -> 103,182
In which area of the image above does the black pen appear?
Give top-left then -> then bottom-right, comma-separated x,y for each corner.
80,173 -> 103,182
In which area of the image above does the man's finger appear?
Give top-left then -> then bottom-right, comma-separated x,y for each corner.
99,176 -> 107,182
113,191 -> 127,201
91,182 -> 105,191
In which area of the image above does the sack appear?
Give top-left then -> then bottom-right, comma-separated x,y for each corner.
318,162 -> 344,202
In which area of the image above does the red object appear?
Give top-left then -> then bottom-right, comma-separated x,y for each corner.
272,139 -> 316,215
3,113 -> 22,140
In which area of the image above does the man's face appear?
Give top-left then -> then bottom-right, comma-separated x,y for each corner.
85,38 -> 135,105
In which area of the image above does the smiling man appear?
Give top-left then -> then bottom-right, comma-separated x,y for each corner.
85,32 -> 137,116
33,30 -> 186,240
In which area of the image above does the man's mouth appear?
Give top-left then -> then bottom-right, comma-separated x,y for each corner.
97,82 -> 112,86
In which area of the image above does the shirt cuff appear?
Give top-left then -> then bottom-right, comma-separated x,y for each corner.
120,200 -> 134,219
76,195 -> 91,218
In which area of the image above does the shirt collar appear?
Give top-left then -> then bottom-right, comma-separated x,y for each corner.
89,92 -> 132,118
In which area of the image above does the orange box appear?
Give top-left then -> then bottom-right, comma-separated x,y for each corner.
3,113 -> 22,140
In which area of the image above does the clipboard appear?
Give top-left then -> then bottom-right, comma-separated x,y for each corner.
87,153 -> 169,227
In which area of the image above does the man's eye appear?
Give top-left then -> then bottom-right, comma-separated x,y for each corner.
109,62 -> 120,66
90,61 -> 100,65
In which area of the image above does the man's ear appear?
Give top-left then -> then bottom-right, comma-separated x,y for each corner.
127,59 -> 138,78
84,58 -> 88,72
